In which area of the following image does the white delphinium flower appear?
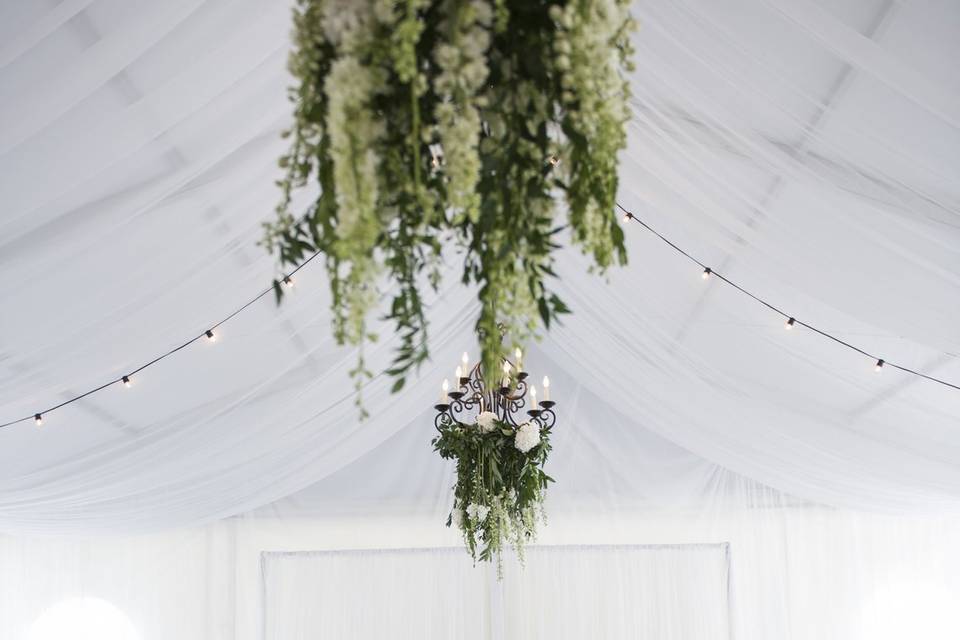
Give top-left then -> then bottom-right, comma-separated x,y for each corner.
432,0 -> 492,222
476,411 -> 498,433
451,507 -> 465,529
514,422 -> 541,453
466,502 -> 490,522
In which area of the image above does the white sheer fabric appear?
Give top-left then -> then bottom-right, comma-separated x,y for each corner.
3,491 -> 959,640
0,0 -> 957,534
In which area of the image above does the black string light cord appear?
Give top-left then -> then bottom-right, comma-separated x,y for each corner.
2,204 -> 957,429
616,202 -> 960,392
0,251 -> 323,430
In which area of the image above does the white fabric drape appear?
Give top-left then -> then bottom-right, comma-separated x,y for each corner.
0,0 -> 957,532
3,492 -> 959,640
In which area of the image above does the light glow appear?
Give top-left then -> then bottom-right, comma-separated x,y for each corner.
25,597 -> 140,640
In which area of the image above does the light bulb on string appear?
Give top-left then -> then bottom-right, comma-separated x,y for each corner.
205,329 -> 216,342
622,211 -> 632,222
875,359 -> 884,373
701,267 -> 712,280
122,375 -> 132,388
282,276 -> 294,288
785,317 -> 795,330
34,414 -> 43,427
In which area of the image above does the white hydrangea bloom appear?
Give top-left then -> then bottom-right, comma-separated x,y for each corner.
476,411 -> 498,433
514,422 -> 541,453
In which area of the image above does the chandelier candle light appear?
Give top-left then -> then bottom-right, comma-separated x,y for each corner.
432,349 -> 555,574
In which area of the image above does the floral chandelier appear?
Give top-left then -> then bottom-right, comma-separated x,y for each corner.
432,346 -> 555,572
435,350 -> 556,434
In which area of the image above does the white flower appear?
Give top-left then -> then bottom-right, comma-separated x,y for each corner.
514,422 -> 541,453
466,502 -> 490,522
451,507 -> 465,529
476,411 -> 498,433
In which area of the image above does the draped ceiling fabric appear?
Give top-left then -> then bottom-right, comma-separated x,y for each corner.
0,0 -> 958,532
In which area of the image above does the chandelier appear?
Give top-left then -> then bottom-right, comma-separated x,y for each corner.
434,350 -> 556,433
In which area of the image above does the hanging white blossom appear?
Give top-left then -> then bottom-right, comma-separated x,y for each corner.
466,502 -> 490,522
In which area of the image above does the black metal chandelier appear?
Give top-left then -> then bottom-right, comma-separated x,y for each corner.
434,350 -> 556,432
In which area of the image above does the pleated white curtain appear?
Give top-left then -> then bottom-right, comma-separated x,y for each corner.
3,489 -> 960,640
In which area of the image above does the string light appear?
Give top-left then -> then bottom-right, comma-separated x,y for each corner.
2,203 -> 957,431
615,202 -> 960,392
785,317 -> 795,330
0,247 -> 324,430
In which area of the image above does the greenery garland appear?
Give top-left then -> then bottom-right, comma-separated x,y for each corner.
433,411 -> 552,572
264,0 -> 635,411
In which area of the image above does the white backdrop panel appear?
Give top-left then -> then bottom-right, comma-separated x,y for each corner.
262,545 -> 731,640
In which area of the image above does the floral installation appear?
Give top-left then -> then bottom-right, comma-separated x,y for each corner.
433,410 -> 553,574
263,0 -> 636,412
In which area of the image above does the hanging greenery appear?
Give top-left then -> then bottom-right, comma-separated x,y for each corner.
263,0 -> 635,411
433,411 -> 552,574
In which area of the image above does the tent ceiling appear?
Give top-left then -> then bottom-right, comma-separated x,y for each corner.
0,0 -> 957,533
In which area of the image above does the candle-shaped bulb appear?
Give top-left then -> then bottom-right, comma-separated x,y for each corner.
441,378 -> 449,402
514,347 -> 523,370
530,385 -> 538,406
455,366 -> 462,380
543,376 -> 550,402
461,352 -> 469,368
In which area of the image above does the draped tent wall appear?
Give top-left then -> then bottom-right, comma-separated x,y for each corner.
0,0 -> 958,638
